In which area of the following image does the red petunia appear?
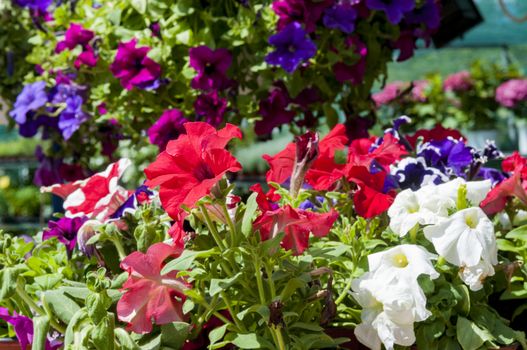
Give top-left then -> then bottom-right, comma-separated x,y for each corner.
481,152 -> 527,214
145,122 -> 242,219
41,159 -> 131,221
406,124 -> 465,148
263,124 -> 348,190
347,133 -> 407,170
117,243 -> 190,334
344,166 -> 395,218
253,204 -> 338,255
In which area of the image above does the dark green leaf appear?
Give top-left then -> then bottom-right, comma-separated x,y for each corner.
161,322 -> 190,349
456,317 -> 494,350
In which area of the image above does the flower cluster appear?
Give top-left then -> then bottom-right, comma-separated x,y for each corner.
495,78 -> 527,109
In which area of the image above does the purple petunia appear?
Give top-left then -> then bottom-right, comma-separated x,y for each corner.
51,84 -> 90,140
392,157 -> 448,190
265,22 -> 317,74
34,146 -> 62,187
495,79 -> 527,109
147,109 -> 188,151
194,91 -> 228,127
255,83 -> 295,135
43,216 -> 88,252
111,185 -> 154,219
55,23 -> 98,69
323,3 -> 358,33
9,81 -> 48,124
404,0 -> 441,29
13,0 -> 52,11
0,307 -> 61,350
366,0 -> 415,24
417,138 -> 473,177
332,36 -> 368,84
272,0 -> 334,33
110,39 -> 162,90
189,46 -> 233,91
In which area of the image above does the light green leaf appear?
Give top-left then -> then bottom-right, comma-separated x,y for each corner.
456,317 -> 494,350
161,249 -> 217,274
31,316 -> 50,350
242,192 -> 258,238
43,291 -> 81,324
505,225 -> 527,241
208,324 -> 228,346
231,333 -> 265,349
131,0 -> 147,14
209,273 -> 242,296
114,328 -> 140,350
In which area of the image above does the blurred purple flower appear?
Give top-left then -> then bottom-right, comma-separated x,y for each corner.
55,23 -> 97,68
272,0 -> 334,33
9,81 -> 48,124
13,0 -> 52,11
366,0 -> 415,24
345,115 -> 374,141
34,146 -> 62,187
404,0 -> 441,29
43,216 -> 88,252
194,91 -> 228,127
496,79 -> 527,109
189,46 -> 232,91
393,30 -> 416,62
323,4 -> 357,33
256,84 -> 295,135
110,39 -> 162,90
147,109 -> 187,151
443,71 -> 473,92
18,113 -> 57,138
478,167 -> 507,186
265,22 -> 317,74
332,36 -> 367,84
52,84 -> 90,140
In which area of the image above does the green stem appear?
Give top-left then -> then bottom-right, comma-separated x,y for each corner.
409,225 -> 419,243
112,236 -> 127,260
199,204 -> 226,251
264,261 -> 276,298
335,276 -> 353,305
196,298 -> 236,330
253,260 -> 266,304
272,327 -> 287,350
16,283 -> 66,334
220,291 -> 246,332
221,203 -> 237,246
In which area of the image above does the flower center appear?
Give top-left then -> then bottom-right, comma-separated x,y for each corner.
193,162 -> 215,181
392,253 -> 409,268
288,44 -> 297,53
465,215 -> 477,229
204,63 -> 215,75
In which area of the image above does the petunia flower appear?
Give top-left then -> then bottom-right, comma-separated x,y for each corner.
145,122 -> 242,219
111,185 -> 155,219
272,0 -> 334,33
406,124 -> 465,148
147,109 -> 188,151
352,271 -> 432,350
495,79 -> 527,109
117,243 -> 190,334
43,216 -> 88,252
255,83 -> 295,135
423,207 -> 497,290
347,133 -> 407,171
13,0 -> 52,11
33,146 -> 63,187
264,124 -> 348,190
404,0 -> 441,29
366,0 -> 415,24
332,36 -> 368,84
265,22 -> 317,74
55,23 -> 98,69
9,81 -> 48,124
194,91 -> 228,127
41,158 -> 131,222
189,46 -> 233,91
443,71 -> 473,92
253,204 -> 338,254
417,138 -> 473,177
391,157 -> 448,190
323,3 -> 358,33
110,39 -> 162,90
0,308 -> 61,350
371,81 -> 407,107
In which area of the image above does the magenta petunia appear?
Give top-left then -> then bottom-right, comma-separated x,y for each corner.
56,23 -> 98,69
43,216 -> 88,252
189,46 -> 232,91
256,84 -> 295,135
110,39 -> 162,90
443,71 -> 473,92
147,109 -> 188,151
332,36 -> 368,84
194,91 -> 228,127
272,0 -> 334,33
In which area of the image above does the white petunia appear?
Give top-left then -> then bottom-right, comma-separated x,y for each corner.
368,244 -> 439,283
387,187 -> 452,236
434,178 -> 491,206
459,259 -> 495,291
423,207 -> 497,267
352,272 -> 432,350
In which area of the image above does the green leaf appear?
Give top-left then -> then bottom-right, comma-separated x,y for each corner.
114,328 -> 140,350
456,317 -> 494,350
505,225 -> 527,241
131,0 -> 147,14
43,291 -> 81,324
34,273 -> 62,290
279,277 -> 308,301
208,324 -> 228,346
242,193 -> 258,238
64,309 -> 88,346
91,314 -> 115,350
236,304 -> 269,321
31,316 -> 50,350
231,333 -> 265,349
209,273 -> 242,296
161,322 -> 190,349
86,292 -> 112,324
0,267 -> 23,300
139,334 -> 161,350
161,249 -> 217,274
